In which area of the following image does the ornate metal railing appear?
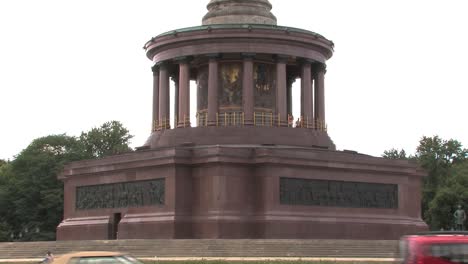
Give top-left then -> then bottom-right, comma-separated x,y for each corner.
217,112 -> 244,127
196,112 -> 208,127
153,118 -> 171,131
253,112 -> 274,127
174,115 -> 191,128
294,116 -> 327,131
154,114 -> 327,131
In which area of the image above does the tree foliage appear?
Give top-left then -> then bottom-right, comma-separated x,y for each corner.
0,121 -> 133,241
383,136 -> 468,230
382,148 -> 408,160
416,136 -> 468,227
0,160 -> 13,241
6,134 -> 84,240
79,121 -> 133,159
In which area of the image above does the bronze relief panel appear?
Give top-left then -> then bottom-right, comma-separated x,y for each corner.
218,62 -> 242,108
280,177 -> 398,209
75,179 -> 165,210
254,63 -> 276,110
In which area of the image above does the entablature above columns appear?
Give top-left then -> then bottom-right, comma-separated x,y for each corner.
153,54 -> 321,77
145,26 -> 334,65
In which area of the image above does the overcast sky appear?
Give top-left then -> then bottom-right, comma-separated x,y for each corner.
1,0 -> 467,161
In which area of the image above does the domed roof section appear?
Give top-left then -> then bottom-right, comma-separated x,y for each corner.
202,0 -> 277,25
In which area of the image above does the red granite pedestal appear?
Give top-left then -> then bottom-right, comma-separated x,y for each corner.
56,127 -> 427,240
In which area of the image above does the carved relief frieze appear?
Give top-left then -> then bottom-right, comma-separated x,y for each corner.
280,177 -> 398,209
75,179 -> 165,210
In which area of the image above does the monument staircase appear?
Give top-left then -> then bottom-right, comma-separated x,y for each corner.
0,239 -> 400,260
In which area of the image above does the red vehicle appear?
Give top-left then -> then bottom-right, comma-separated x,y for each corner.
401,232 -> 468,264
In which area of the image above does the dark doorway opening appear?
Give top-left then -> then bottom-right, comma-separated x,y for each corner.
109,213 -> 121,240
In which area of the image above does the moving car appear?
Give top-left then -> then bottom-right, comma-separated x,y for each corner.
400,232 -> 468,264
52,251 -> 143,264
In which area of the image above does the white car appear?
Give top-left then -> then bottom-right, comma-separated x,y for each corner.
52,251 -> 143,264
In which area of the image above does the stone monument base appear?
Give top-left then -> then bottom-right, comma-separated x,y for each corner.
57,143 -> 427,240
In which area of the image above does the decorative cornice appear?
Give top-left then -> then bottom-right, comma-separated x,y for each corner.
59,145 -> 426,179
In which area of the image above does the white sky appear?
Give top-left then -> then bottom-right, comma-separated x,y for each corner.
1,0 -> 467,161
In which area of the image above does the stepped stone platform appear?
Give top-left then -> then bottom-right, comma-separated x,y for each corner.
0,239 -> 399,260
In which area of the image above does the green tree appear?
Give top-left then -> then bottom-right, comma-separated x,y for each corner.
382,148 -> 408,159
79,120 -> 133,158
0,161 -> 14,241
415,136 -> 468,227
426,161 -> 468,230
382,136 -> 468,230
0,121 -> 134,241
7,134 -> 85,241
416,136 -> 467,188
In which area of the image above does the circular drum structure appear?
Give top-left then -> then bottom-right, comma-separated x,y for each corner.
143,23 -> 335,149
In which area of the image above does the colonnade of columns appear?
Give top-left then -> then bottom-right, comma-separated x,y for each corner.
300,60 -> 326,127
151,54 -> 326,131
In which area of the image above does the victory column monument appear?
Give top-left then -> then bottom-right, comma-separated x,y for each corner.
56,0 -> 427,240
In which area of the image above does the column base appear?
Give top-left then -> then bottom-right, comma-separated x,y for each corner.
177,122 -> 191,128
207,121 -> 217,126
244,119 -> 254,126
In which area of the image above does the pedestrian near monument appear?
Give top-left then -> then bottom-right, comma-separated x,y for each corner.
295,118 -> 301,128
41,251 -> 54,264
288,115 -> 294,127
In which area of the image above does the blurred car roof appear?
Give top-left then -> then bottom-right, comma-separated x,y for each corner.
403,231 -> 468,243
53,251 -> 127,264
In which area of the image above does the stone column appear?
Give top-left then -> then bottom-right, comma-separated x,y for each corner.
158,62 -> 170,129
301,77 -> 304,119
151,65 -> 159,131
172,75 -> 179,128
276,55 -> 288,127
287,75 -> 295,118
207,54 -> 219,126
301,60 -> 313,128
177,58 -> 190,127
314,63 -> 326,127
242,53 -> 255,126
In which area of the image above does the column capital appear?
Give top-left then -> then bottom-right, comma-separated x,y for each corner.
156,60 -> 169,68
171,75 -> 179,83
151,65 -> 159,75
241,53 -> 256,59
275,54 -> 289,63
173,56 -> 191,64
300,58 -> 315,66
206,53 -> 220,59
313,63 -> 327,73
287,75 -> 297,85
